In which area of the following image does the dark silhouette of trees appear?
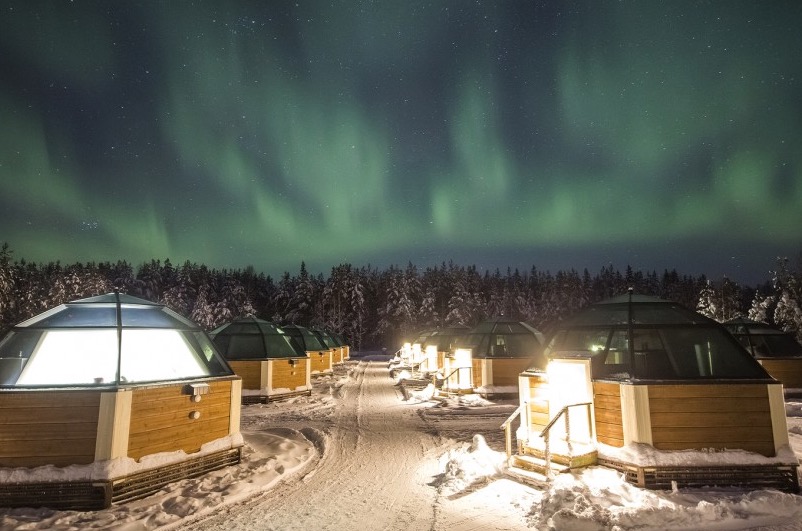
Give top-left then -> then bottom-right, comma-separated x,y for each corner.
1,243 -> 798,348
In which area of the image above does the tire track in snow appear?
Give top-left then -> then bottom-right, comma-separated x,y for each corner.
185,361 -> 447,531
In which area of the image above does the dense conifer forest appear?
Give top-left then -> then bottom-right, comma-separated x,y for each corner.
1,243 -> 800,349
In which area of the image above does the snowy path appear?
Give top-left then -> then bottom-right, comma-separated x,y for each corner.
179,360 -> 533,531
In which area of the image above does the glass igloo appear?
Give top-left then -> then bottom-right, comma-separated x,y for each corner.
507,292 -> 795,493
211,317 -> 303,360
0,293 -> 243,510
541,294 -> 770,381
0,293 -> 232,387
444,318 -> 545,395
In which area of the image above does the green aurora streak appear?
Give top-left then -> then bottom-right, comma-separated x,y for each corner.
0,1 -> 800,282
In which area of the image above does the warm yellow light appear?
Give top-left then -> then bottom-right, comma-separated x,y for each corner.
454,348 -> 472,369
454,348 -> 473,390
401,342 -> 412,363
411,343 -> 423,363
545,359 -> 593,442
425,345 -> 437,371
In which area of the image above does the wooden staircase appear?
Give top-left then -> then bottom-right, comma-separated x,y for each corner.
507,442 -> 598,482
502,401 -> 598,485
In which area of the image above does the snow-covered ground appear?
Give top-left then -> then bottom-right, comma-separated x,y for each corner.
2,354 -> 802,530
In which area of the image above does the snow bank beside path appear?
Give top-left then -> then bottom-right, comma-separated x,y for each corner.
0,429 -> 316,531
529,467 -> 802,531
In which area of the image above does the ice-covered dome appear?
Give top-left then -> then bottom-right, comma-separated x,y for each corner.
537,293 -> 772,381
211,317 -> 304,359
0,293 -> 232,387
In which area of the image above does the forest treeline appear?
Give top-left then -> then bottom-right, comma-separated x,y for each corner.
1,243 -> 800,349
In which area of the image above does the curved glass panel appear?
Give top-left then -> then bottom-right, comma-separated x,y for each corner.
26,306 -> 118,328
0,294 -> 233,387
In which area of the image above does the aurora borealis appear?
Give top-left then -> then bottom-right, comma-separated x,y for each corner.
1,1 -> 800,284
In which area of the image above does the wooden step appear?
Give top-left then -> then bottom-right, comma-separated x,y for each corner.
512,453 -> 570,476
521,442 -> 598,469
504,463 -> 549,487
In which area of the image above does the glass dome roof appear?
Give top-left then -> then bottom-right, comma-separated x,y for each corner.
423,325 -> 470,351
211,318 -> 305,360
455,318 -> 545,365
311,329 -> 339,349
0,293 -> 232,388
724,317 -> 802,359
282,325 -> 326,352
536,293 -> 772,381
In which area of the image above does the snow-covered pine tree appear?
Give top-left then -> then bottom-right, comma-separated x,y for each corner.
747,291 -> 775,323
285,262 -> 316,325
696,279 -> 717,320
160,261 -> 196,316
135,259 -> 164,302
191,282 -> 216,330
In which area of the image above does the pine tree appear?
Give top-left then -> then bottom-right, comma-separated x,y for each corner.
696,280 -> 717,320
748,291 -> 775,323
0,243 -> 15,328
161,261 -> 197,316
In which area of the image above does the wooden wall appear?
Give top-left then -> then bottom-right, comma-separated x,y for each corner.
127,380 -> 233,460
523,374 -> 550,433
228,361 -> 264,389
485,358 -> 532,387
0,391 -> 100,467
471,359 -> 482,388
759,359 -> 802,388
593,382 -> 624,447
309,350 -> 332,374
648,384 -> 775,456
271,358 -> 309,391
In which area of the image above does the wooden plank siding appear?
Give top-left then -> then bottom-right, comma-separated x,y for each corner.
471,359 -> 482,388
437,351 -> 446,372
524,375 -> 550,432
0,391 -> 100,467
593,382 -> 624,447
647,384 -> 775,457
228,361 -> 264,389
488,358 -> 532,387
271,358 -> 309,391
759,359 -> 802,388
309,350 -> 333,375
128,380 -> 233,460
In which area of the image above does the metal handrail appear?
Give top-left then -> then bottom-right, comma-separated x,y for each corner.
539,402 -> 593,477
502,400 -> 594,478
437,366 -> 473,395
501,405 -> 523,461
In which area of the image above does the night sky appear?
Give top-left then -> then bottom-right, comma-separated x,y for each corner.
1,1 -> 800,284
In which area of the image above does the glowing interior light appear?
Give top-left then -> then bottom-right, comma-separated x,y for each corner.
401,342 -> 412,363
590,344 -> 605,352
425,345 -> 437,371
121,329 -> 209,382
454,348 -> 473,390
545,359 -> 593,442
411,343 -> 423,363
15,328 -> 210,386
17,330 -> 119,385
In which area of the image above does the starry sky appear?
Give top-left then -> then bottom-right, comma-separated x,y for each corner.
1,1 -> 800,284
